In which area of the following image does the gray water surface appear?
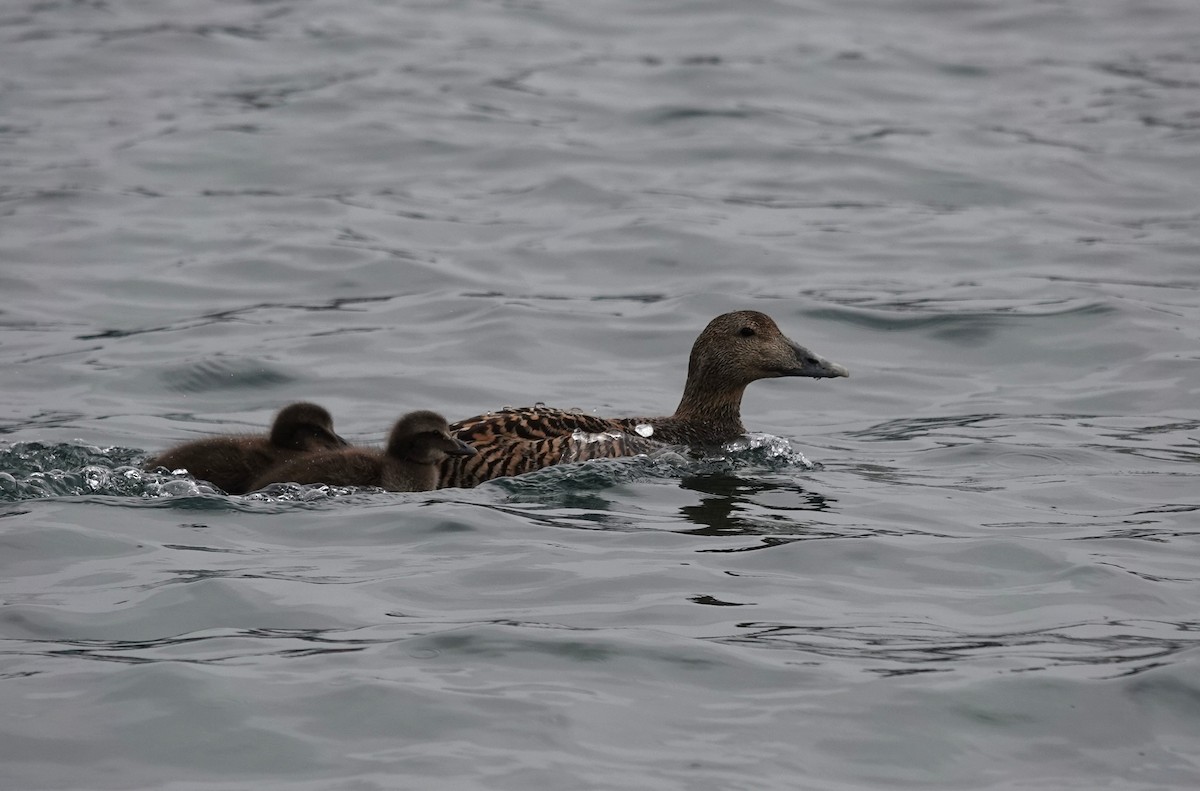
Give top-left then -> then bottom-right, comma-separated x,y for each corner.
2,1 -> 1199,789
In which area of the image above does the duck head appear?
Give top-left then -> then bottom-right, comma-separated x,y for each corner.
687,311 -> 849,388
388,410 -> 477,464
269,402 -> 349,450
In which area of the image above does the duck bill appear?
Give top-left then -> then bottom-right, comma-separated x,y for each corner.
785,340 -> 849,378
449,438 -> 477,456
326,430 -> 351,447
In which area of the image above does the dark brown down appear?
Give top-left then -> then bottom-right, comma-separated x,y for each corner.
144,402 -> 346,494
249,410 -> 475,492
438,311 -> 848,489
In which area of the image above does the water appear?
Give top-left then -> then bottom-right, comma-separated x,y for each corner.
3,0 -> 1199,788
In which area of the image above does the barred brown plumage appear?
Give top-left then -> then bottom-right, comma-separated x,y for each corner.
438,311 -> 848,488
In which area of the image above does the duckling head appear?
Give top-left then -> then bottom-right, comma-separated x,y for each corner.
269,402 -> 349,450
387,410 -> 477,464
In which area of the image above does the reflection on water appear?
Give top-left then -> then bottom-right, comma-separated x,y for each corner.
849,413 -> 1005,442
7,627 -> 380,670
677,472 -> 833,537
713,618 -> 1200,680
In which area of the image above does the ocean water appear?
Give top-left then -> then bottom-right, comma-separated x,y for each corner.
2,1 -> 1199,789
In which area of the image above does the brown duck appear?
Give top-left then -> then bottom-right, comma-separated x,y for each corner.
144,401 -> 347,495
249,410 -> 476,492
439,310 -> 848,488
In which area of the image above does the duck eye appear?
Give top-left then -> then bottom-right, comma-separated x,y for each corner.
738,327 -> 756,337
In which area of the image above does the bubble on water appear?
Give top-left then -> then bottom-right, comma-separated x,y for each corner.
161,478 -> 205,497
81,465 -> 107,491
570,428 -> 625,444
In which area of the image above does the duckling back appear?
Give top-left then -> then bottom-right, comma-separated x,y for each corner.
249,448 -> 392,491
144,401 -> 345,494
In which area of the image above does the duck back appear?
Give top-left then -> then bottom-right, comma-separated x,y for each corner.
438,407 -> 665,489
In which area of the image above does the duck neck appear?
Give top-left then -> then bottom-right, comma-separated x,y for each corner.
670,379 -> 747,438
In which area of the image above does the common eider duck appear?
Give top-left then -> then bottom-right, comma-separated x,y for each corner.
249,410 -> 476,492
144,401 -> 347,495
438,310 -> 848,488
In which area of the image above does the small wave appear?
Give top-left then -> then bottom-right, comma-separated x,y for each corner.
243,481 -> 387,504
0,441 -> 227,501
0,434 -> 819,503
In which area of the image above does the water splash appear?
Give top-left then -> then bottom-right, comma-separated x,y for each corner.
0,434 -> 819,503
724,433 -> 816,470
0,441 -> 222,501
568,427 -> 626,445
243,481 -> 387,503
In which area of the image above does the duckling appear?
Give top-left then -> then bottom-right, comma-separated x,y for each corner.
439,310 -> 848,488
144,402 -> 347,494
249,410 -> 476,492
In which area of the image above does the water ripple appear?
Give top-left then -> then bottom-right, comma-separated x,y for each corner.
711,618 -> 1200,680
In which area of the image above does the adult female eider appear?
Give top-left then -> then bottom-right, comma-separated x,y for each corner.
144,402 -> 347,495
249,410 -> 476,492
438,310 -> 848,488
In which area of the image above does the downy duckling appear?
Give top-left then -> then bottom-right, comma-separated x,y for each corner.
249,410 -> 475,492
145,402 -> 347,494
